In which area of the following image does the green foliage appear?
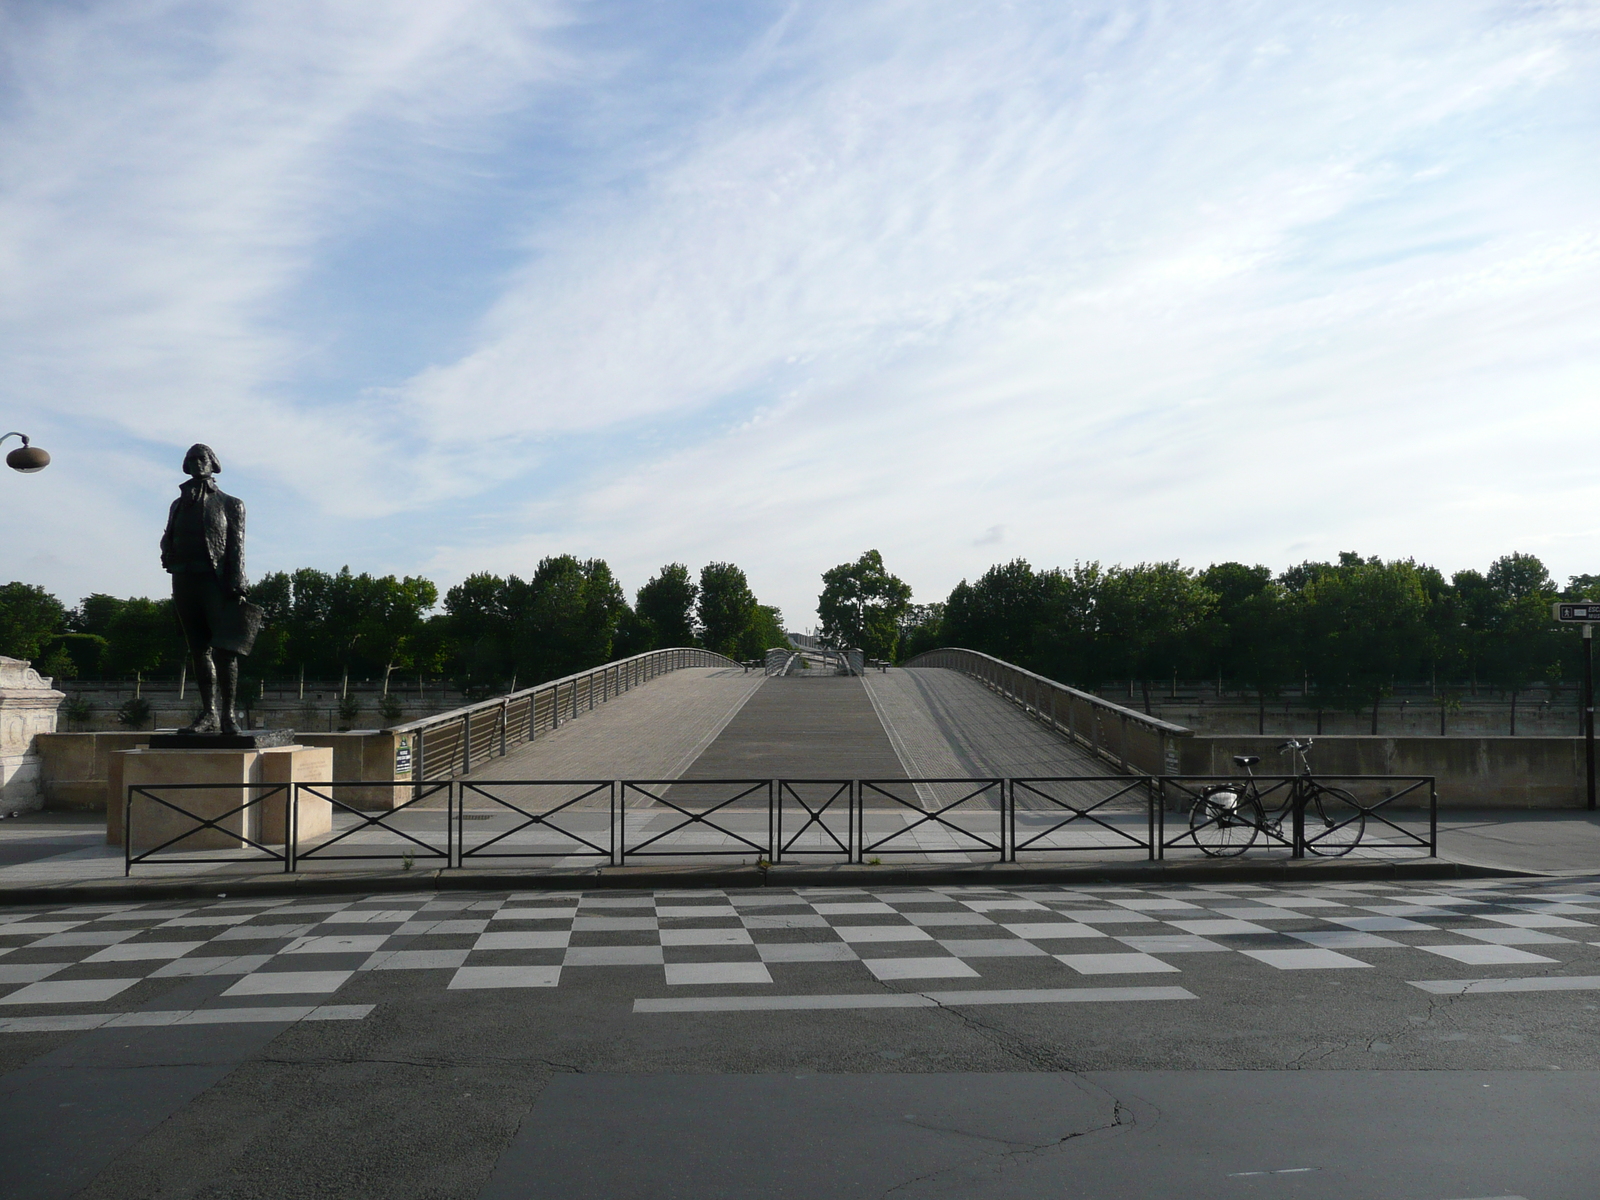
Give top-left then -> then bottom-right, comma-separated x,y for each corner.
337,692 -> 362,728
913,549 -> 1579,701
635,563 -> 698,649
738,604 -> 787,660
377,692 -> 405,724
445,556 -> 628,687
898,603 -> 945,662
1299,558 -> 1430,712
61,695 -> 93,727
104,597 -> 184,677
43,633 -> 109,679
0,581 -> 66,660
39,645 -> 77,680
117,695 -> 152,728
818,550 -> 912,660
697,562 -> 758,657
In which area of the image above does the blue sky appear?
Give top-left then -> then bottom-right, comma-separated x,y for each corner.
3,0 -> 1598,628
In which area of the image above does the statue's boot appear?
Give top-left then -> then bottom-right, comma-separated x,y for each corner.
180,651 -> 220,734
217,652 -> 242,735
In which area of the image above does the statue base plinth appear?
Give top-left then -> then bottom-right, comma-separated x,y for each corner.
148,729 -> 295,750
110,742 -> 331,851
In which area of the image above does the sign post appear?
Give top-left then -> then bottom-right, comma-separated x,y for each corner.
1552,602 -> 1599,811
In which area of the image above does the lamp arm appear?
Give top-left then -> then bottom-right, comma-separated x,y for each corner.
0,432 -> 30,447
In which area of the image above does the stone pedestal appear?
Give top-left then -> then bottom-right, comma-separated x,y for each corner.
112,744 -> 332,853
0,656 -> 65,815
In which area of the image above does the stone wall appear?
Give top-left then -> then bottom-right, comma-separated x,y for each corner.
36,728 -> 414,821
1168,734 -> 1591,808
0,656 -> 66,814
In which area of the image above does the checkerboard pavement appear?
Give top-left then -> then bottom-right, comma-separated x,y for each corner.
5,878 -> 1600,1028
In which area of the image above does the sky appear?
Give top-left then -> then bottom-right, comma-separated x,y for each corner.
3,0 -> 1598,628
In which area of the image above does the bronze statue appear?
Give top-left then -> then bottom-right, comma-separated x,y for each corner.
160,444 -> 262,735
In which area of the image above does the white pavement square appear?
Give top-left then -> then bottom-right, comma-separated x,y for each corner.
1416,944 -> 1557,965
223,970 -> 354,996
665,962 -> 773,985
862,957 -> 979,981
1056,953 -> 1178,975
1240,949 -> 1371,970
449,966 -> 560,989
2,978 -> 139,1004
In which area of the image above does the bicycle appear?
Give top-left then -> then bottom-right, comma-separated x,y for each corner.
1188,739 -> 1365,858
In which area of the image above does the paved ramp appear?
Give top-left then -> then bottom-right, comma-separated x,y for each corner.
864,668 -> 1106,776
465,667 -> 763,781
677,676 -> 906,780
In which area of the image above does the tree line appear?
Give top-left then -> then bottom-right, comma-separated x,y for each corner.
890,551 -> 1598,726
0,557 -> 785,696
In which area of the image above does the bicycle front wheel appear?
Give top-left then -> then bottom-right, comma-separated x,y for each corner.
1190,785 -> 1261,857
1301,786 -> 1365,857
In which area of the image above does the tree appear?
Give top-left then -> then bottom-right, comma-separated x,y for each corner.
898,603 -> 945,662
697,563 -> 758,657
1200,563 -> 1294,730
510,556 -> 628,682
1095,563 -> 1216,713
103,597 -> 184,678
941,560 -> 1052,667
358,576 -> 439,693
737,604 -> 788,660
818,550 -> 913,661
635,564 -> 698,648
1300,556 -> 1431,731
1479,554 -> 1560,725
0,582 -> 66,661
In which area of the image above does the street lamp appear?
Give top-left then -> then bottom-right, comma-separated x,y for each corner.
1,432 -> 50,473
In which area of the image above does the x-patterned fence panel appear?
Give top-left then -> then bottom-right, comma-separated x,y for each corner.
458,780 -> 614,866
1010,777 -> 1157,861
774,780 -> 853,862
857,778 -> 1004,862
620,779 -> 772,863
125,783 -> 292,875
289,780 -> 452,870
1155,775 -> 1435,858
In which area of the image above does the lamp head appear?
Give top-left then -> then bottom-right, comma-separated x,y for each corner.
2,434 -> 49,474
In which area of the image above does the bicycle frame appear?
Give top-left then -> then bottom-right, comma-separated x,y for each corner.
1233,740 -> 1338,858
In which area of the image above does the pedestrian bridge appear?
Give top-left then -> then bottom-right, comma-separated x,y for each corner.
112,649 -> 1438,875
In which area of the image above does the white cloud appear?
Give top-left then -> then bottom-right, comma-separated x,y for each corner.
4,0 -> 1598,623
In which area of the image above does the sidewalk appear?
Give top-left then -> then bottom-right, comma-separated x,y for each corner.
2,806 -> 1584,905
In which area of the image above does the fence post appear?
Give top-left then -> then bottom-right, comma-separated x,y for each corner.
1156,779 -> 1165,860
1004,779 -> 1015,863
1429,778 -> 1438,857
1291,783 -> 1306,859
499,700 -> 508,757
612,780 -> 623,867
462,712 -> 471,773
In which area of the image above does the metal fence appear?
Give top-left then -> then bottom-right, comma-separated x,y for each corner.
388,647 -> 740,782
124,773 -> 1436,873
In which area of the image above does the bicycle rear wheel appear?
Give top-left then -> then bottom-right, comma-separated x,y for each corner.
1190,785 -> 1261,857
1301,785 -> 1365,857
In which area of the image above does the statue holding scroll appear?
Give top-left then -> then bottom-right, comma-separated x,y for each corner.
159,444 -> 263,735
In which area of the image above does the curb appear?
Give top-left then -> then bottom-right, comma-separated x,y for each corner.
0,858 -> 1530,907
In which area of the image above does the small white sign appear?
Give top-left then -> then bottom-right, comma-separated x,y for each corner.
1554,601 -> 1600,623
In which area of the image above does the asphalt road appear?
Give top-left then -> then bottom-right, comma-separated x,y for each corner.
3,875 -> 1598,1199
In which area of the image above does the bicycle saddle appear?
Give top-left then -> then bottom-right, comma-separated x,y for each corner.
1231,755 -> 1260,767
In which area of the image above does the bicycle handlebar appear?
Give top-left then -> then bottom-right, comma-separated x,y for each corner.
1277,739 -> 1313,754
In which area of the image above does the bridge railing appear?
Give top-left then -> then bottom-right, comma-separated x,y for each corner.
902,647 -> 1193,776
387,648 -> 740,782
